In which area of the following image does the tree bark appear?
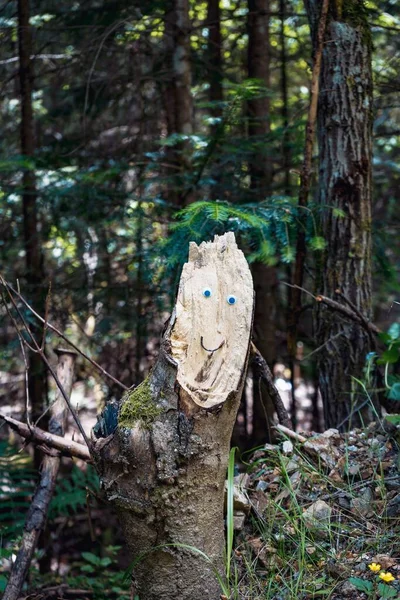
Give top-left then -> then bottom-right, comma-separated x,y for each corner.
279,0 -> 291,196
164,0 -> 194,206
247,0 -> 271,191
305,0 -> 376,428
247,0 -> 277,444
207,0 -> 223,117
95,233 -> 254,600
17,0 -> 47,430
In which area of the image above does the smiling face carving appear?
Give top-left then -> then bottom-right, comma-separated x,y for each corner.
170,232 -> 254,409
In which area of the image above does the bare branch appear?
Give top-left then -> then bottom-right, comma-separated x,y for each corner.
283,281 -> 381,337
316,294 -> 381,336
1,289 -> 32,425
0,277 -> 129,391
0,413 -> 91,461
0,53 -> 75,65
335,288 -> 377,346
1,282 -> 92,450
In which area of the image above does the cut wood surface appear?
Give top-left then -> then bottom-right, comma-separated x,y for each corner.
95,232 -> 254,600
171,232 -> 254,408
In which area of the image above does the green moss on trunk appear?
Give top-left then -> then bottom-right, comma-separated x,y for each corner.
341,0 -> 372,50
118,377 -> 161,429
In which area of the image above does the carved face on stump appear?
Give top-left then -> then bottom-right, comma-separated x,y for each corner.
170,232 -> 254,409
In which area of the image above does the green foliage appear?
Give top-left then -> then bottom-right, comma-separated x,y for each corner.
0,441 -> 36,539
348,576 -> 398,598
378,582 -> 398,598
348,576 -> 373,593
375,322 -> 400,405
31,545 -> 130,599
49,464 -> 99,519
163,199 -> 326,274
0,441 -> 99,539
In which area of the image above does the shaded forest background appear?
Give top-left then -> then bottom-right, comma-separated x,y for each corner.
1,0 -> 400,447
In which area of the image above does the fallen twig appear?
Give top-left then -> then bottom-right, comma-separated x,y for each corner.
275,423 -> 307,443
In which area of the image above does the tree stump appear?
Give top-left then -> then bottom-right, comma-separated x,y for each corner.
94,232 -> 254,600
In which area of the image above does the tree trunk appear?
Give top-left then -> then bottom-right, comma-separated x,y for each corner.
164,0 -> 194,206
17,0 -> 47,441
279,0 -> 291,195
247,0 -> 271,191
207,0 -> 223,116
95,233 -> 254,600
205,0 -> 224,200
305,0 -> 375,429
247,0 -> 277,444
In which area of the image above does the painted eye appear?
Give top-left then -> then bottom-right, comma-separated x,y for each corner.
227,295 -> 237,305
203,288 -> 212,298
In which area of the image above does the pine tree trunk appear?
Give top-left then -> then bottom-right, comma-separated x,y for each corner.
305,1 -> 376,428
95,233 -> 254,600
247,0 -> 277,444
17,0 -> 47,436
207,0 -> 223,116
164,0 -> 194,206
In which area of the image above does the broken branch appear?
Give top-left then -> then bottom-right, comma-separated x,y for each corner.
0,413 -> 91,461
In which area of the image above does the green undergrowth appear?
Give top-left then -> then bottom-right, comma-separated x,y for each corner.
28,545 -> 130,600
0,440 -> 36,539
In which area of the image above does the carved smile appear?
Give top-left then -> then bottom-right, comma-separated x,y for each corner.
200,336 -> 225,354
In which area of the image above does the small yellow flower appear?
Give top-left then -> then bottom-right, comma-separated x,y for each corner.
379,571 -> 395,583
368,563 -> 381,572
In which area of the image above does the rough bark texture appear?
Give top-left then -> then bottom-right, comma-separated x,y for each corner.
17,0 -> 47,429
279,0 -> 291,195
305,0 -> 375,428
247,0 -> 271,190
3,350 -> 76,600
247,0 -> 277,444
164,0 -> 194,205
95,233 -> 254,600
207,0 -> 223,116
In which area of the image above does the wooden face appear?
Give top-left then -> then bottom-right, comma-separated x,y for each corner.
171,232 -> 254,409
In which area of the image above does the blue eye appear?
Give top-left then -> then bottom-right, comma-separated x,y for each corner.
227,295 -> 237,305
203,288 -> 212,298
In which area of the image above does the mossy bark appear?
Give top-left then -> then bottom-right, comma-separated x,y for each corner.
94,234 -> 254,600
305,0 -> 377,428
95,318 -> 246,599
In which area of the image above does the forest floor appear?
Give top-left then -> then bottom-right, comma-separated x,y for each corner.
1,418 -> 400,599
233,419 -> 400,599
